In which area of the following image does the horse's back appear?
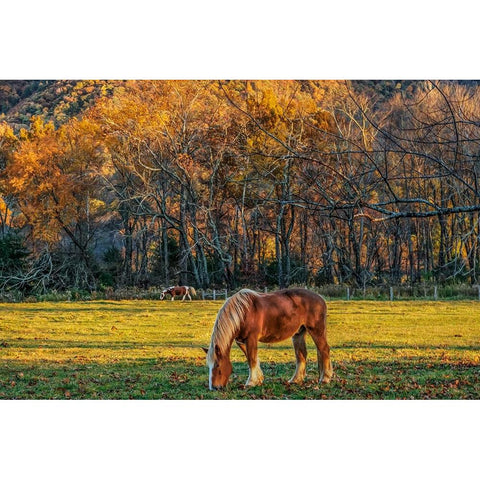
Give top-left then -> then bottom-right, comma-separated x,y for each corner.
264,288 -> 326,311
251,288 -> 326,343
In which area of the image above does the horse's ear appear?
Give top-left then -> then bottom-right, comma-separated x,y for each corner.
201,347 -> 209,355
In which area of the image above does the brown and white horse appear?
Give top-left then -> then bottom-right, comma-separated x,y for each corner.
204,288 -> 333,390
160,285 -> 197,301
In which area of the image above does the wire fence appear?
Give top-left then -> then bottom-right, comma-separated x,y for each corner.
198,284 -> 480,301
315,284 -> 480,301
1,284 -> 480,303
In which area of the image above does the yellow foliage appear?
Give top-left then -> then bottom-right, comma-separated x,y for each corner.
89,198 -> 107,215
0,121 -> 17,144
5,115 -> 108,243
0,197 -> 13,224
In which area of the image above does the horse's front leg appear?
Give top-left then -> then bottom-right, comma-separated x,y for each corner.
171,295 -> 174,301
245,337 -> 264,387
235,339 -> 248,357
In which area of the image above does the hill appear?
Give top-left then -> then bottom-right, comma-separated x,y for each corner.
2,79 -> 477,133
0,80 -> 121,131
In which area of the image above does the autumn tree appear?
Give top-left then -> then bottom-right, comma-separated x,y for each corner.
5,116 -> 108,289
0,122 -> 18,236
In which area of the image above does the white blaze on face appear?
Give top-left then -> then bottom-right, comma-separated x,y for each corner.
206,350 -> 214,390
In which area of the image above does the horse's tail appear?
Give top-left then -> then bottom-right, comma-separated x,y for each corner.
189,287 -> 197,297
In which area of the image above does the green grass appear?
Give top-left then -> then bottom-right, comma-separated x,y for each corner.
0,300 -> 479,399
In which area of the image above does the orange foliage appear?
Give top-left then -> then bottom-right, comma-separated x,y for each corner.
6,116 -> 106,243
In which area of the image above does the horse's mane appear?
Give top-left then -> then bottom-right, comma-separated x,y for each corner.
207,289 -> 259,365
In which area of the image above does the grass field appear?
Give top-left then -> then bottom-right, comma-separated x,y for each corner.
0,299 -> 479,399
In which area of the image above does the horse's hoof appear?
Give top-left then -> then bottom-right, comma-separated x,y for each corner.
245,381 -> 263,388
288,378 -> 305,385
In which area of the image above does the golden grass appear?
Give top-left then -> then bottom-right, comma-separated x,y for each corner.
0,300 -> 479,399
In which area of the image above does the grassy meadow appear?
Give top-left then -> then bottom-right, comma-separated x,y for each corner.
0,299 -> 478,399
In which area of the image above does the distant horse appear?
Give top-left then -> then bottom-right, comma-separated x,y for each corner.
160,285 -> 197,301
203,288 -> 333,390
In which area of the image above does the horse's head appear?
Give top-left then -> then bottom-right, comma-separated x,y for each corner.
160,288 -> 170,300
203,344 -> 232,390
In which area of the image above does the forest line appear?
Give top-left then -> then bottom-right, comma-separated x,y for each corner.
1,80 -> 480,295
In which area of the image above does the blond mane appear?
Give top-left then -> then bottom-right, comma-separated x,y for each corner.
207,289 -> 259,366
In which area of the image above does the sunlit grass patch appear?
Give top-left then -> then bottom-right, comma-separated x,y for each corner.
0,300 -> 478,399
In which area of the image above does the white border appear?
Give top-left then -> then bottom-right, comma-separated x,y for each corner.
3,1 -> 480,79
1,400 -> 479,479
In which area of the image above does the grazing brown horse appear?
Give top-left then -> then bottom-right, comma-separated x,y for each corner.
204,288 -> 333,390
160,285 -> 197,301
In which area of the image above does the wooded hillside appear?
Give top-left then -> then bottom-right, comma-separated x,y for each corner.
1,80 -> 480,296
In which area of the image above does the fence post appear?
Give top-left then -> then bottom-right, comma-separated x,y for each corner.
390,286 -> 394,301
264,286 -> 268,293
213,289 -> 216,300
434,285 -> 438,300
201,290 -> 205,301
346,287 -> 350,301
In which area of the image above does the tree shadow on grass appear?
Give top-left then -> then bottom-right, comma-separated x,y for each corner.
334,341 -> 480,351
0,356 -> 478,400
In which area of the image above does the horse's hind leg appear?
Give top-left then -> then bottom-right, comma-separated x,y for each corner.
289,327 -> 307,384
308,327 -> 333,384
244,337 -> 264,387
